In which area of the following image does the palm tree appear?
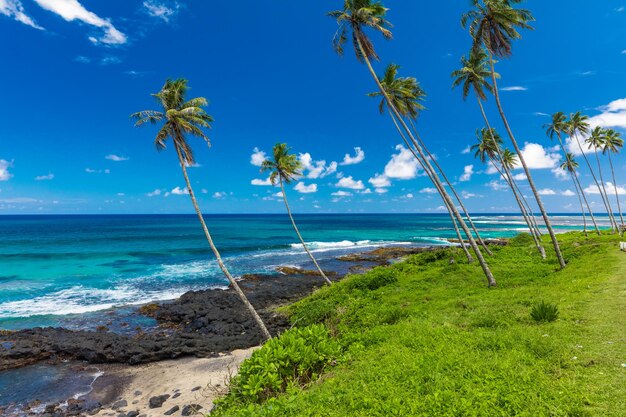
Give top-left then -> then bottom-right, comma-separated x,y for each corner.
603,129 -> 625,229
131,78 -> 271,340
329,1 -> 497,287
471,128 -> 545,257
261,144 -> 333,286
369,63 -> 492,260
561,153 -> 590,236
451,48 -> 543,246
544,112 -> 600,235
462,0 -> 567,269
568,112 -> 618,231
586,127 -> 616,230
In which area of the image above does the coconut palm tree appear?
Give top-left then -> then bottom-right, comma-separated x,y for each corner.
471,129 -> 545,257
369,63 -> 492,259
545,112 -> 600,235
329,0 -> 496,286
561,153 -> 590,236
131,78 -> 271,340
462,0 -> 567,269
603,129 -> 625,228
586,127 -> 616,230
451,48 -> 543,244
568,112 -> 618,231
261,143 -> 333,286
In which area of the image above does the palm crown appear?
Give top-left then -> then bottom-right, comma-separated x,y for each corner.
328,0 -> 392,62
500,148 -> 519,170
586,126 -> 606,150
462,0 -> 534,58
368,64 -> 426,119
567,112 -> 590,137
602,129 -> 624,155
131,78 -> 213,165
471,127 -> 504,163
544,112 -> 568,140
560,153 -> 579,174
451,48 -> 498,101
261,143 -> 303,186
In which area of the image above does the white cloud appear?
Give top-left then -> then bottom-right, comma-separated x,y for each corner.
375,188 -> 388,194
402,193 -> 414,199
250,147 -> 267,167
251,177 -> 272,186
501,86 -> 528,92
561,190 -> 576,197
336,176 -> 365,190
85,168 -> 110,174
462,191 -> 477,199
420,187 -> 438,194
384,145 -> 420,180
487,180 -> 508,191
517,143 -> 561,170
213,191 -> 226,199
171,186 -> 189,195
538,188 -> 556,196
359,188 -> 373,194
146,189 -> 162,197
340,147 -> 365,166
273,191 -> 284,198
331,190 -> 352,197
584,182 -> 626,196
368,173 -> 391,188
0,0 -> 43,29
105,154 -> 129,162
299,153 -> 337,179
461,145 -> 471,155
0,159 -> 13,181
143,0 -> 180,23
587,97 -> 626,131
294,182 -> 317,194
32,0 -> 127,45
512,173 -> 527,181
35,173 -> 54,181
460,165 -> 474,182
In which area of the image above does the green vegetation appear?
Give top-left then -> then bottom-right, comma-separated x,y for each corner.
210,233 -> 626,416
530,301 -> 560,323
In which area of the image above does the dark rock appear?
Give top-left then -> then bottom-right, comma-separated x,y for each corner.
125,411 -> 140,417
275,266 -> 337,276
181,404 -> 203,416
112,399 -> 128,410
164,405 -> 180,415
149,394 -> 170,409
134,390 -> 142,396
172,392 -> 181,399
191,386 -> 201,392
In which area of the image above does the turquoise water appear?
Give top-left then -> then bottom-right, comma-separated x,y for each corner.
0,214 -> 605,330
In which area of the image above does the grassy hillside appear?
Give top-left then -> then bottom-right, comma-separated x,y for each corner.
211,233 -> 626,416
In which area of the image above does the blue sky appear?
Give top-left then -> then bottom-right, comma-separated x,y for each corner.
1,0 -> 625,214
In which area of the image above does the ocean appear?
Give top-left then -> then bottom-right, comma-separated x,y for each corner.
0,213 -> 607,331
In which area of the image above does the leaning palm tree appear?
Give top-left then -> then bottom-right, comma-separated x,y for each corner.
369,63 -> 491,260
131,78 -> 271,340
261,143 -> 333,286
329,0 -> 496,287
545,112 -> 600,234
561,154 -> 591,236
462,0 -> 567,269
586,127 -> 616,231
568,112 -> 618,231
603,129 -> 625,228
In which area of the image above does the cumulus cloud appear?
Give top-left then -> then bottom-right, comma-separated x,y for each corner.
146,189 -> 162,197
336,176 -> 365,190
212,191 -> 226,199
250,147 -> 267,167
566,98 -> 626,155
294,182 -> 317,194
461,145 -> 471,155
561,190 -> 576,197
538,188 -> 557,195
420,187 -> 438,194
0,0 -> 43,29
143,0 -> 180,23
340,147 -> 365,166
487,180 -> 508,191
251,177 -> 272,186
368,173 -> 391,188
384,145 -> 420,180
460,165 -> 474,182
35,173 -> 54,181
299,153 -> 337,179
462,191 -> 477,199
33,0 -> 127,45
375,188 -> 388,194
584,182 -> 626,196
517,143 -> 561,170
331,190 -> 352,197
171,186 -> 189,195
105,154 -> 129,162
0,159 -> 13,181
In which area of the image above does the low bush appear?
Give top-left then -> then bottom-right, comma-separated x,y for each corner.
530,301 -> 559,323
347,267 -> 398,291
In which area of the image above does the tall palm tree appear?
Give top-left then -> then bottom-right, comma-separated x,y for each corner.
561,153 -> 590,236
462,0 -> 567,269
451,48 -> 543,245
544,112 -> 600,235
369,63 -> 492,259
586,127 -> 616,230
131,78 -> 271,340
568,112 -> 618,231
329,0 -> 497,286
261,144 -> 333,286
471,128 -> 545,257
603,129 -> 625,228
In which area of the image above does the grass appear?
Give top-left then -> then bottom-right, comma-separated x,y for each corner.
211,232 -> 626,416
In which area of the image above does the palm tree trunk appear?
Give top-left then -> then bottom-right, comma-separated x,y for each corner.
477,98 -> 545,244
510,178 -> 543,237
357,39 -> 496,287
571,175 -> 588,236
594,148 -> 617,232
279,179 -> 333,285
487,54 -> 566,269
608,153 -> 625,228
573,132 -> 617,231
407,119 -> 493,256
555,132 -> 600,235
390,113 -> 474,263
174,144 -> 271,340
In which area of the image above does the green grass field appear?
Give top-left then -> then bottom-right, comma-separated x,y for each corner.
211,233 -> 626,416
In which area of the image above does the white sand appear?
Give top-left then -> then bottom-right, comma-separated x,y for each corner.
94,347 -> 258,417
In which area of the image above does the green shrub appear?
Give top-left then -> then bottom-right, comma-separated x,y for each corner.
213,325 -> 341,413
530,301 -> 559,323
347,267 -> 398,291
509,233 -> 535,247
